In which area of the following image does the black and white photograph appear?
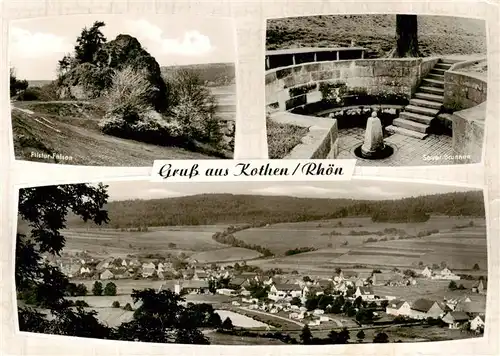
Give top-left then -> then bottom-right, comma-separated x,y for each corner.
265,15 -> 487,166
16,179 -> 487,345
9,15 -> 236,166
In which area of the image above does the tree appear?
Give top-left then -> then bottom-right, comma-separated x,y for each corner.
112,301 -> 120,308
356,330 -> 365,341
300,325 -> 312,345
92,281 -> 103,296
221,317 -> 234,330
74,21 -> 107,64
75,283 -> 88,296
381,300 -> 389,309
403,269 -> 416,277
448,280 -> 458,290
373,332 -> 389,343
473,263 -> 480,271
114,289 -> 209,344
291,297 -> 302,306
104,282 -> 117,296
10,67 -> 28,97
123,303 -> 133,311
16,183 -> 110,337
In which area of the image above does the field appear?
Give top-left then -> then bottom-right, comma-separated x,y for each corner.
189,247 -> 262,263
63,215 -> 486,274
240,217 -> 486,275
266,15 -> 486,57
216,310 -> 269,328
63,225 -> 233,257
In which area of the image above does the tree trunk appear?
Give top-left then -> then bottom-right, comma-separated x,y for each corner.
395,15 -> 419,57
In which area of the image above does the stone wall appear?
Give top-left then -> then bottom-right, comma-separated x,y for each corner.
452,102 -> 486,164
270,112 -> 339,159
444,59 -> 487,111
266,58 -> 432,113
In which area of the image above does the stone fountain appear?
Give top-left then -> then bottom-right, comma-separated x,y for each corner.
355,110 -> 394,159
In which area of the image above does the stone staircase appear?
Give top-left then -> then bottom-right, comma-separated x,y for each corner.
386,59 -> 453,139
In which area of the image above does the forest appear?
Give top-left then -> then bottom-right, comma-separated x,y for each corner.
66,190 -> 485,229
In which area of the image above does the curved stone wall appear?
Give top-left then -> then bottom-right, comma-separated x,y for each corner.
444,59 -> 487,111
265,57 -> 439,114
444,58 -> 487,163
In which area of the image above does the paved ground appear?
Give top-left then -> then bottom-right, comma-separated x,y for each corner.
335,127 -> 466,166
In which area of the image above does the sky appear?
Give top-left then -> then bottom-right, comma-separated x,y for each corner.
101,179 -> 481,202
9,14 -> 235,80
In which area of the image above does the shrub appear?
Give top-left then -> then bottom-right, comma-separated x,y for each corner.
74,300 -> 90,307
112,301 -> 120,308
92,281 -> 103,296
266,116 -> 309,159
103,282 -> 117,296
166,68 -> 222,145
123,303 -> 133,311
102,66 -> 154,120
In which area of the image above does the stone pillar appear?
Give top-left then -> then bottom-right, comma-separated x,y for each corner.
292,54 -> 296,65
266,56 -> 270,70
314,52 -> 317,62
336,51 -> 340,60
361,111 -> 385,158
361,50 -> 364,59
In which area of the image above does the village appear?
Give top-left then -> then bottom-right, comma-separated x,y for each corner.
52,250 -> 487,338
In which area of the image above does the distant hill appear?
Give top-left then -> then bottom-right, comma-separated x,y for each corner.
266,14 -> 487,58
161,62 -> 235,86
66,190 -> 485,229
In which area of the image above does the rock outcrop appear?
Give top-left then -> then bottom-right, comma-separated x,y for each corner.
58,34 -> 168,111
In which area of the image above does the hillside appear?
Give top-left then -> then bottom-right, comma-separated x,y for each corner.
11,101 -> 221,166
266,15 -> 486,57
66,190 -> 485,229
161,62 -> 235,86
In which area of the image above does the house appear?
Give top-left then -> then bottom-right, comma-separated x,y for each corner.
181,280 -> 209,294
421,266 -> 433,278
410,299 -> 448,319
472,280 -> 487,294
386,300 -> 412,317
269,284 -> 302,301
142,262 -> 156,278
454,295 -> 486,315
80,266 -> 91,275
432,268 -> 460,280
442,311 -> 470,329
100,269 -> 114,280
354,286 -> 375,301
470,315 -> 485,332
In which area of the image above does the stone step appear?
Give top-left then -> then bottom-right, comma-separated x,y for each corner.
404,105 -> 439,117
431,68 -> 447,75
400,110 -> 435,125
392,118 -> 429,133
419,86 -> 445,95
435,63 -> 452,70
414,92 -> 444,103
439,58 -> 462,64
409,98 -> 443,110
422,78 -> 444,88
386,125 -> 429,139
427,73 -> 444,81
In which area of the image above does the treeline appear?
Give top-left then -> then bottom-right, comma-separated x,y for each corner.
212,225 -> 274,257
284,247 -> 317,256
67,191 -> 485,229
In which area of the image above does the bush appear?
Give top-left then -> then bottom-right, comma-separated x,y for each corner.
266,116 -> 308,159
123,303 -> 133,311
103,282 -> 117,296
74,300 -> 90,307
92,281 -> 103,296
112,301 -> 120,308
